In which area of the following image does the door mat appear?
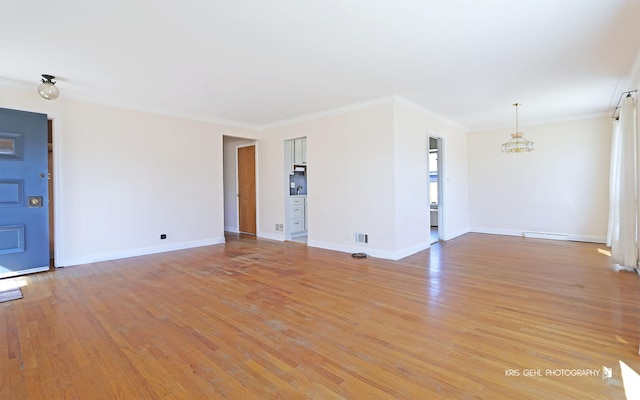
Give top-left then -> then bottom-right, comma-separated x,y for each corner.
0,288 -> 23,303
0,278 -> 23,303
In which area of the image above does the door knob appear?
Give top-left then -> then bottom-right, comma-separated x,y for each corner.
28,196 -> 43,208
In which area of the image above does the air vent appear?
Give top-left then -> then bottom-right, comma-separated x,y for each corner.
354,233 -> 368,244
275,223 -> 284,232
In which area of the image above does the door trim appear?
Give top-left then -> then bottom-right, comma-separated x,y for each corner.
50,115 -> 63,266
428,131 -> 446,242
235,142 -> 258,234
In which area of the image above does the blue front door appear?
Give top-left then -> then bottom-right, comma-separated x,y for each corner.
0,108 -> 50,278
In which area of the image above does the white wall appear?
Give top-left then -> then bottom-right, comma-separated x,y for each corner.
0,81 -> 620,265
468,117 -> 611,242
259,102 -> 397,255
258,98 -> 470,259
393,102 -> 470,255
0,85 -> 257,266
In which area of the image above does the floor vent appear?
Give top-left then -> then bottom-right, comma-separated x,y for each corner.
354,233 -> 368,244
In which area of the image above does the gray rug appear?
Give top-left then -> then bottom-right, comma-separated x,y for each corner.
0,288 -> 22,303
0,278 -> 23,303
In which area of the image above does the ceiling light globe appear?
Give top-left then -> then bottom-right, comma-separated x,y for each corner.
38,82 -> 59,100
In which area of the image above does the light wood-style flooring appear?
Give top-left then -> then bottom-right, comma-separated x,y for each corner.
1,233 -> 639,399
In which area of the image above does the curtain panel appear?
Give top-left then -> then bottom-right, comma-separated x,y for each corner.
607,95 -> 638,269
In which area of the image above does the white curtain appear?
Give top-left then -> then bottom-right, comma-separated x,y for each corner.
607,95 -> 638,269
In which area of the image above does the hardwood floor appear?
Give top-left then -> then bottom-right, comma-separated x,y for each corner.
1,233 -> 639,399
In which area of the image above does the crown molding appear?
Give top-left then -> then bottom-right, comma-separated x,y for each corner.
629,48 -> 640,91
76,95 -> 262,131
530,111 -> 611,127
0,76 -> 471,133
261,93 -> 469,131
609,48 -> 640,108
0,77 -> 33,90
391,95 -> 469,131
260,95 -> 399,130
0,77 -> 261,132
470,111 -> 610,134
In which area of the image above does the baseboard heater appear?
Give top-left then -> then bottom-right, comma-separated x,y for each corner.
523,232 -> 569,241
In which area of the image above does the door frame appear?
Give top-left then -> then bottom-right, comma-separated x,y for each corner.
235,142 -> 258,234
49,115 -> 64,266
428,132 -> 446,242
34,112 -> 63,266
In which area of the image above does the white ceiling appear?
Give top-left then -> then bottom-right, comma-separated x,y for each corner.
1,0 -> 639,131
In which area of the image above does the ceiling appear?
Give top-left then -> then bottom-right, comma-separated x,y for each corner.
1,0 -> 639,131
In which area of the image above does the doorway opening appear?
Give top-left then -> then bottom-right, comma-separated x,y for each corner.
222,136 -> 257,236
429,136 -> 443,244
284,137 -> 308,244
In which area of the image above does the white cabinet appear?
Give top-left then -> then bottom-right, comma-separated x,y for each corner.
292,138 -> 306,165
290,218 -> 305,233
290,204 -> 304,218
289,196 -> 306,235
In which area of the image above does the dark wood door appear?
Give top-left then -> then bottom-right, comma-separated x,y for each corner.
237,145 -> 256,234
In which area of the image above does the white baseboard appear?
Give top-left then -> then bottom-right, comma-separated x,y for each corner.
257,231 -> 285,241
307,239 -> 377,258
565,234 -> 606,243
469,227 -> 606,244
470,227 -> 523,237
445,227 -> 471,241
307,239 -> 431,261
393,240 -> 431,260
60,237 -> 226,267
224,225 -> 239,233
523,231 -> 569,240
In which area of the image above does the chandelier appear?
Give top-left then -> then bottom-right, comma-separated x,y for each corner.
501,103 -> 534,153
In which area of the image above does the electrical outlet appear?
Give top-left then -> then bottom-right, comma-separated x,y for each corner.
354,233 -> 368,244
160,234 -> 167,239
